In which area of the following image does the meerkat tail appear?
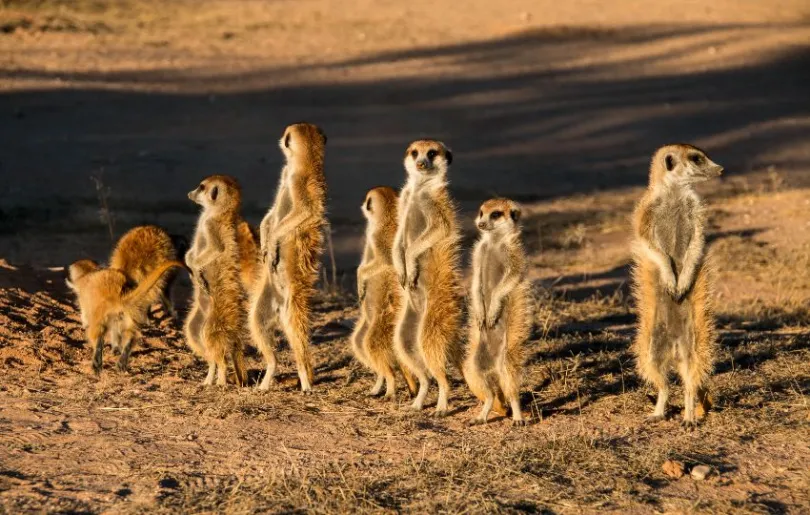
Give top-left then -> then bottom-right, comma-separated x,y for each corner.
123,260 -> 189,313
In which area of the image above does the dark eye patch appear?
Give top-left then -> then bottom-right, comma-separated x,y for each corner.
665,154 -> 675,171
210,186 -> 219,201
510,209 -> 520,222
490,211 -> 503,220
284,133 -> 291,148
366,197 -> 372,211
427,149 -> 437,160
689,154 -> 703,165
410,149 -> 418,159
198,183 -> 206,192
478,210 -> 483,218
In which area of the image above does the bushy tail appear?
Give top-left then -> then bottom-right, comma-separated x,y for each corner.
124,260 -> 189,314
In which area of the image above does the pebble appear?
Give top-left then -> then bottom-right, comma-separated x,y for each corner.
691,465 -> 712,480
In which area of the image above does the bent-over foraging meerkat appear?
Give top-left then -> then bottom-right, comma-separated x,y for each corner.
351,186 -> 417,399
185,175 -> 249,387
110,225 -> 180,320
249,122 -> 327,392
464,198 -> 532,425
392,139 -> 463,416
631,144 -> 722,427
67,258 -> 187,375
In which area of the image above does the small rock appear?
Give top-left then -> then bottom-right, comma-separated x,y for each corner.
691,464 -> 712,480
662,460 -> 685,479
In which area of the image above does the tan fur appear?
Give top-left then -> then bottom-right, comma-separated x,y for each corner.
464,198 -> 532,425
237,221 -> 260,293
351,187 -> 417,399
184,175 -> 248,387
392,140 -> 463,416
249,122 -> 327,392
631,144 -> 721,426
110,225 -> 178,319
67,258 -> 187,375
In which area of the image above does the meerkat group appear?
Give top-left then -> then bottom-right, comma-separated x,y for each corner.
65,130 -> 722,428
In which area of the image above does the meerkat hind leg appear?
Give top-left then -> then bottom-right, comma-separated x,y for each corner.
116,328 -> 139,372
250,280 -> 280,390
396,299 -> 429,411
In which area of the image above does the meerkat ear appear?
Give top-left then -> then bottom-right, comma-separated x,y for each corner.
510,208 -> 521,222
445,149 -> 453,165
366,197 -> 372,212
284,133 -> 291,148
210,186 -> 219,201
664,154 -> 676,172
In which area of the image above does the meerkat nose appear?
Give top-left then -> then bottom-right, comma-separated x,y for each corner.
713,165 -> 724,176
187,191 -> 195,200
477,221 -> 487,230
416,158 -> 430,170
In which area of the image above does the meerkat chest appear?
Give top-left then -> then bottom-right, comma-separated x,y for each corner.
479,242 -> 506,298
654,193 -> 697,263
271,184 -> 293,228
402,191 -> 429,247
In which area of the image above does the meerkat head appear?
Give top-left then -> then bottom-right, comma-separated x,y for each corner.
403,139 -> 452,179
188,175 -> 242,214
362,186 -> 398,228
476,198 -> 522,236
651,144 -> 723,187
66,259 -> 100,291
280,122 -> 327,163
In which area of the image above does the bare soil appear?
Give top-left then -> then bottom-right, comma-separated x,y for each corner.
1,1 -> 809,513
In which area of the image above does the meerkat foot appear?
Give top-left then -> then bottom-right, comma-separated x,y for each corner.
681,419 -> 698,431
646,413 -> 666,422
115,359 -> 129,373
203,364 -> 216,386
511,418 -> 528,427
433,408 -> 449,418
257,374 -> 275,391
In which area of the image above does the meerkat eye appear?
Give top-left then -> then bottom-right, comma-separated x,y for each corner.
198,183 -> 206,192
366,198 -> 372,211
427,149 -> 438,160
210,186 -> 219,201
410,149 -> 418,159
510,209 -> 520,222
689,154 -> 704,165
284,133 -> 291,148
490,211 -> 503,220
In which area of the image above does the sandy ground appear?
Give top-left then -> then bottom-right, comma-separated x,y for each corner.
1,0 -> 809,512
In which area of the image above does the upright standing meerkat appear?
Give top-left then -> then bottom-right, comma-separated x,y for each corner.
392,139 -> 463,416
67,257 -> 187,375
464,198 -> 532,425
249,122 -> 327,393
351,186 -> 417,399
631,144 -> 722,427
110,225 -> 179,320
185,174 -> 249,387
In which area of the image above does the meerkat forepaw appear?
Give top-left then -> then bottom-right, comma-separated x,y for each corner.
468,417 -> 487,426
681,419 -> 698,431
511,418 -> 528,427
433,409 -> 448,418
646,413 -> 666,423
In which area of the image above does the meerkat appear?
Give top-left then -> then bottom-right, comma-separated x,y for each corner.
67,258 -> 187,375
392,139 -> 463,416
110,225 -> 179,320
464,198 -> 532,425
249,122 -> 327,393
351,186 -> 417,399
237,221 -> 260,293
185,174 -> 249,387
631,144 -> 722,427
